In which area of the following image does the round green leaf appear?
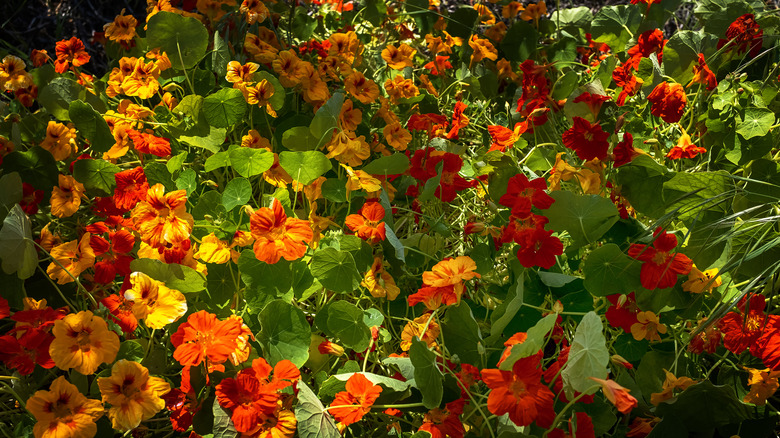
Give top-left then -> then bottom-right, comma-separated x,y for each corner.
0,205 -> 37,279
203,88 -> 247,129
543,191 -> 620,249
73,159 -> 120,196
321,301 -> 371,351
361,153 -> 410,175
129,258 -> 206,293
38,77 -> 83,121
279,151 -> 332,186
561,311 -> 609,395
146,11 -> 208,70
69,101 -> 114,153
582,244 -> 642,296
258,300 -> 310,367
310,247 -> 361,293
0,146 -> 59,191
736,106 -> 776,140
295,381 -> 340,438
222,178 -> 252,212
227,147 -> 274,178
409,338 -> 443,409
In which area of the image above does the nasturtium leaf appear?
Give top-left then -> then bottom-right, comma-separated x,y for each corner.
662,31 -> 719,86
282,126 -> 318,151
278,151 -> 332,186
409,338 -> 443,409
736,106 -> 775,140
0,172 -> 23,210
144,162 -> 176,191
129,258 -> 206,293
203,263 -> 236,311
146,11 -> 208,70
663,171 -> 731,222
192,191 -> 225,220
612,334 -> 648,362
175,168 -> 197,194
203,88 -> 247,129
561,312 -> 609,395
0,146 -> 59,191
363,308 -> 384,328
590,5 -> 643,52
582,244 -> 643,296
237,250 -> 293,312
499,313 -> 558,370
490,278 -> 524,339
361,153 -> 410,175
212,397 -> 238,438
447,6 -> 479,39
116,340 -> 146,362
693,0 -> 757,36
544,191 -> 620,249
228,147 -> 274,178
317,301 -> 371,351
166,152 -> 187,175
654,381 -> 751,430
615,155 -> 672,217
310,93 -> 344,147
179,126 -> 227,153
295,381 -> 340,438
221,178 -> 252,212
320,178 -> 347,202
0,205 -> 37,279
442,302 -> 483,366
551,6 -> 593,28
205,150 -> 231,172
68,101 -> 114,153
72,159 -> 120,196
310,247 -> 361,293
212,32 -> 230,77
258,300 -> 310,367
500,21 -> 539,62
38,77 -> 82,120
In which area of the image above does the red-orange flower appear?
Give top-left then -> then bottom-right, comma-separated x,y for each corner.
54,37 -> 90,73
481,352 -> 555,427
589,377 -> 638,414
250,198 -> 313,264
499,174 -> 555,218
688,54 -> 717,90
720,13 -> 763,57
171,311 -> 244,370
419,398 -> 466,438
627,227 -> 693,290
131,184 -> 194,248
647,82 -> 687,123
127,129 -> 171,157
408,256 -> 481,309
113,166 -> 149,212
562,117 -> 610,161
330,373 -> 383,426
487,122 -> 527,153
345,201 -> 386,243
666,130 -> 706,160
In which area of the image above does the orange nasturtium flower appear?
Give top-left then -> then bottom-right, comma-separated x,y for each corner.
226,60 -> 260,84
325,130 -> 372,167
46,234 -> 95,285
344,71 -> 380,104
240,0 -> 270,24
400,314 -> 441,351
131,184 -> 194,249
666,129 -> 707,160
468,35 -> 498,66
650,369 -> 696,405
54,37 -> 90,73
249,198 -> 313,264
124,272 -> 187,329
49,311 -> 120,375
40,121 -> 77,161
743,367 -> 780,405
520,1 -> 547,26
362,256 -> 400,300
26,376 -> 104,438
384,122 -> 412,151
503,1 -> 525,18
329,373 -> 383,426
104,11 -> 138,45
98,360 -> 171,431
682,265 -> 722,294
589,377 -> 638,414
51,174 -> 86,219
688,53 -> 717,90
481,352 -> 555,427
345,201 -> 387,244
171,310 -> 244,370
631,311 -> 667,342
0,55 -> 33,92
408,256 -> 481,310
381,43 -> 416,70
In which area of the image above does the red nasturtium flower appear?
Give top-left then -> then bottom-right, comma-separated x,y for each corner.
718,294 -> 770,355
86,219 -> 135,284
627,227 -> 693,290
548,411 -> 595,438
113,166 -> 149,212
688,54 -> 717,90
499,174 -> 555,217
487,122 -> 527,152
573,92 -> 611,117
647,82 -> 687,123
330,373 -> 383,426
515,226 -> 564,270
127,129 -> 172,157
171,310 -> 244,370
250,198 -> 313,264
720,13 -> 763,57
345,201 -> 386,243
562,117 -> 610,161
54,37 -> 91,73
481,352 -> 555,427
666,129 -> 706,160
419,398 -> 467,438
605,293 -> 641,333
626,29 -> 665,61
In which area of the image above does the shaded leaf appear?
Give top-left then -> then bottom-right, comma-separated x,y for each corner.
409,338 -> 443,409
258,300 -> 310,367
562,312 -> 609,395
146,11 -> 209,70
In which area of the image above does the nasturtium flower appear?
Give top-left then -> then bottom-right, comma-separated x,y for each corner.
47,234 -> 95,285
50,311 -> 120,375
627,227 -> 693,290
240,0 -> 270,24
520,1 -> 547,25
98,360 -> 171,431
245,31 -> 279,63
743,367 -> 780,406
647,82 -> 687,123
325,130 -> 371,167
400,314 -> 440,352
54,37 -> 90,73
40,121 -> 77,161
721,13 -> 763,57
361,256 -> 400,300
127,129 -> 170,157
319,340 -> 346,356
328,31 -> 363,64
330,373 -> 383,426
408,256 -> 480,309
562,117 -> 610,161
666,129 -> 706,160
688,53 -> 717,90
499,174 -> 555,217
344,71 -> 380,104
104,11 -> 138,45
381,43 -> 416,69
503,1 -> 525,18
250,198 -> 313,264
573,92 -> 611,117
0,55 -> 33,92
26,376 -> 104,438
627,29 -> 664,61
124,272 -> 187,329
487,122 -> 527,153
589,377 -> 638,414
385,74 -> 419,104
101,294 -> 138,334
481,352 -> 555,427
0,332 -> 55,376
171,310 -> 244,369
339,99 -> 362,131
468,35 -> 498,65
131,184 -> 194,249
718,294 -> 768,354
515,227 -> 564,270
345,201 -> 387,244
419,398 -> 466,438
113,166 -> 149,212
682,265 -> 722,293
650,370 -> 696,406
630,311 -> 667,342
240,79 -> 277,117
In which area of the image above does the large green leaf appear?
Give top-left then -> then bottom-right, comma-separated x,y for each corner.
561,312 -> 609,395
544,191 -> 620,249
662,171 -> 731,222
361,153 -> 410,175
654,381 -> 751,432
736,106 -> 775,140
146,11 -> 209,70
0,205 -> 37,279
129,258 -> 206,293
442,302 -> 483,366
310,93 -> 344,148
221,178 -> 252,212
590,5 -> 643,52
662,31 -> 719,86
317,301 -> 372,351
203,88 -> 247,129
409,338 -> 443,409
582,244 -> 643,296
500,21 -> 539,62
237,250 -> 293,312
278,151 -> 332,186
310,247 -> 361,293
295,381 -> 340,438
38,77 -> 83,120
228,147 -> 274,178
69,101 -> 114,153
72,159 -> 120,196
0,146 -> 59,191
212,397 -> 238,438
179,126 -> 227,153
0,172 -> 23,212
258,300 -> 310,367
615,155 -> 672,218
